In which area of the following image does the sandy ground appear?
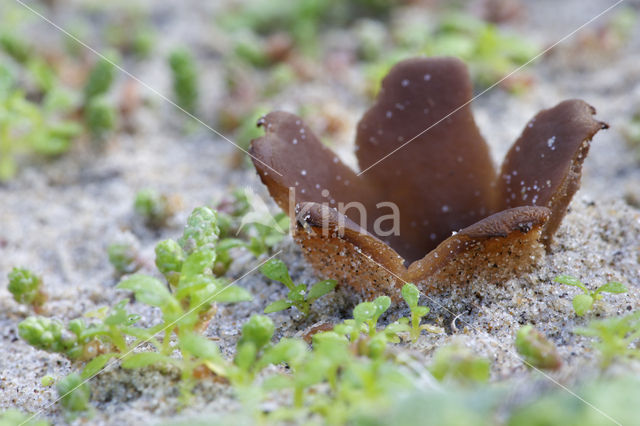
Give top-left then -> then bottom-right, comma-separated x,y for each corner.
1,0 -> 639,424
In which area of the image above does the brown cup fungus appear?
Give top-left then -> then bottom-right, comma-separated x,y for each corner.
250,57 -> 607,300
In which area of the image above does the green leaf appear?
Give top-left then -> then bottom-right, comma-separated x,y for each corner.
180,248 -> 216,281
121,352 -> 177,369
307,279 -> 337,301
264,299 -> 293,313
414,306 -> 430,318
259,338 -> 308,368
175,275 -> 218,301
103,300 -> 130,326
210,285 -> 252,303
515,325 -> 561,370
373,295 -> 391,317
573,294 -> 594,316
216,238 -> 246,251
596,281 -> 628,295
117,274 -> 178,312
401,283 -> 420,308
56,373 -> 90,413
234,341 -> 257,371
554,275 -> 587,291
239,315 -> 274,350
288,284 -> 307,302
260,259 -> 295,289
353,302 -> 377,323
82,353 -> 117,379
179,333 -> 221,361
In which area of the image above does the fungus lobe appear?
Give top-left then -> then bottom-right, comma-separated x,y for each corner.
250,57 -> 607,299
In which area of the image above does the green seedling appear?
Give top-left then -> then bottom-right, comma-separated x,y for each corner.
107,232 -> 141,275
554,275 -> 627,316
363,11 -> 538,97
245,211 -> 289,256
105,12 -> 156,60
214,188 -> 289,257
7,267 -> 46,310
0,409 -> 48,426
84,53 -> 117,103
169,48 -> 198,113
56,373 -> 90,415
515,325 -> 561,370
216,188 -> 252,237
0,32 -> 32,64
116,207 -> 251,399
19,316 -> 78,356
352,296 -> 391,337
233,31 -> 270,68
219,0 -> 392,60
231,314 -> 276,385
401,283 -> 440,341
41,375 -> 55,387
261,259 -> 336,316
154,239 -> 186,287
574,311 -> 640,367
85,95 -> 116,139
20,207 -> 252,401
178,206 -> 219,253
0,70 -> 81,181
430,344 -> 491,384
134,188 -> 174,228
19,299 -> 141,360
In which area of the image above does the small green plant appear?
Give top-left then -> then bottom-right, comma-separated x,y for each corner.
134,188 -> 175,228
401,283 -> 439,342
574,311 -> 640,367
154,239 -> 186,287
56,373 -> 91,415
214,189 -> 289,259
218,0 -> 393,59
169,48 -> 199,113
40,375 -> 55,387
430,344 -> 491,384
554,275 -> 627,316
364,11 -> 538,96
0,32 -> 32,64
19,300 -> 141,360
260,259 -> 336,316
85,95 -> 117,139
0,67 -> 81,181
7,267 -> 46,310
20,206 -> 252,404
0,409 -> 48,426
515,325 -> 561,370
107,232 -> 141,275
83,54 -> 117,103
